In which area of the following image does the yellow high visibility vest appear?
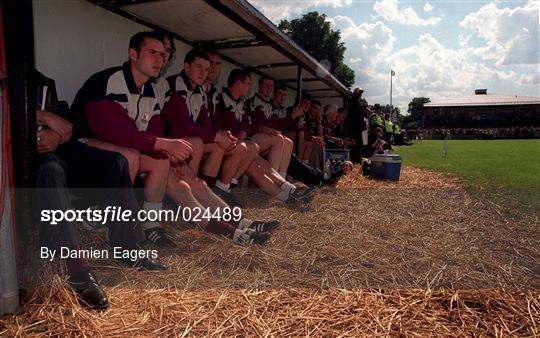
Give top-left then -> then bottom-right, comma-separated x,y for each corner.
384,120 -> 393,133
370,113 -> 382,127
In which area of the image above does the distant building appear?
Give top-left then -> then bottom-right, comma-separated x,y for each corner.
421,89 -> 540,128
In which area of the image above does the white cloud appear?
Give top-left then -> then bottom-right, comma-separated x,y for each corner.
460,1 -> 539,65
331,16 -> 396,56
386,34 -> 519,107
250,1 -> 537,113
331,14 -> 525,112
249,0 -> 352,23
518,73 -> 540,86
423,2 -> 433,12
458,33 -> 470,48
373,0 -> 441,26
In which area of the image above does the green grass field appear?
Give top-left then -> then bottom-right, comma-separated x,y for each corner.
394,139 -> 540,209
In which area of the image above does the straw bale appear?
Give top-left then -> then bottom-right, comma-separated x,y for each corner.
336,166 -> 462,189
1,165 -> 538,336
1,287 -> 538,337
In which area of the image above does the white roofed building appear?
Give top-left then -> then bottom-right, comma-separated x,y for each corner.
421,89 -> 540,128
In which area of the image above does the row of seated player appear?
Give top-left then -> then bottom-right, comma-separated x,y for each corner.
34,30 -> 347,309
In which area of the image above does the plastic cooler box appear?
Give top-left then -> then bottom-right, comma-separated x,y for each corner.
370,154 -> 402,181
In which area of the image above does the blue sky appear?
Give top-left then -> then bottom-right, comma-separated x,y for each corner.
249,0 -> 539,113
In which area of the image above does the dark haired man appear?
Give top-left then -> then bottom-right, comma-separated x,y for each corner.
75,33 -> 270,245
161,49 -> 273,240
302,100 -> 325,167
271,83 -> 307,154
37,66 -> 168,309
153,31 -> 204,175
203,49 -> 221,119
272,88 -> 344,187
248,77 -> 293,179
71,31 -> 194,248
163,49 -> 248,205
214,69 -> 316,203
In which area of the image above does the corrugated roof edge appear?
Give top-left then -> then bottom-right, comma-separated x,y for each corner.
226,0 -> 351,97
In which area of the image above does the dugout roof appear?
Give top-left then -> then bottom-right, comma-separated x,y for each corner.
90,0 -> 351,100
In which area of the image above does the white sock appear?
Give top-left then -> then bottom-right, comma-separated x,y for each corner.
238,218 -> 253,229
231,178 -> 238,185
215,180 -> 231,192
142,201 -> 162,230
280,181 -> 295,193
277,182 -> 296,201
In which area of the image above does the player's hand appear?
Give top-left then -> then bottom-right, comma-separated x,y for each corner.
37,129 -> 62,153
215,131 -> 236,150
237,131 -> 247,141
166,138 -> 193,161
170,160 -> 187,178
291,106 -> 304,119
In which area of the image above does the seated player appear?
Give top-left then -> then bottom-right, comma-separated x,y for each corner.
214,69 -> 317,204
36,70 -> 166,310
202,51 -> 338,189
302,100 -> 325,167
77,32 -> 272,243
164,49 -> 246,204
322,104 -> 355,148
270,83 -> 306,155
70,31 -> 192,248
248,76 -> 292,179
151,36 -> 277,237
271,88 -> 344,186
152,30 -> 204,175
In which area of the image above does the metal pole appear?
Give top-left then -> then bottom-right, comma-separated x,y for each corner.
390,70 -> 393,119
342,95 -> 348,138
295,65 -> 302,104
295,65 -> 302,154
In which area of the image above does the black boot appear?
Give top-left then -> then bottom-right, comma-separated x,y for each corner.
68,268 -> 109,309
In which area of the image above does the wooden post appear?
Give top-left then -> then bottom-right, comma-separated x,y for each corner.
2,0 -> 39,292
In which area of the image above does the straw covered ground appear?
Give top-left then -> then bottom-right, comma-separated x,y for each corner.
1,166 -> 538,336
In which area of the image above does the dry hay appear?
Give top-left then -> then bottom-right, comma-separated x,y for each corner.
1,165 -> 538,336
1,284 -> 538,337
336,165 -> 462,189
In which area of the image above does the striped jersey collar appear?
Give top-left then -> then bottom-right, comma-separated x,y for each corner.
271,99 -> 285,111
179,70 -> 204,94
255,92 -> 270,104
222,87 -> 242,104
122,61 -> 156,97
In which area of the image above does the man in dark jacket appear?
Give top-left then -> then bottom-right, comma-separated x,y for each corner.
36,69 -> 166,310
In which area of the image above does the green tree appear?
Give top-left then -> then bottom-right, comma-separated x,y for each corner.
407,97 -> 430,119
279,12 -> 355,88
